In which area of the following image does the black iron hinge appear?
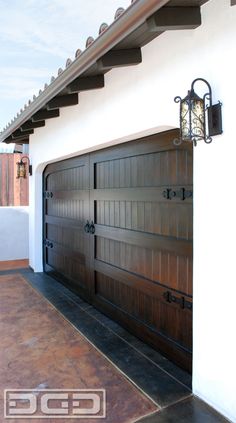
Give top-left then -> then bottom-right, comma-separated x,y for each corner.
163,290 -> 192,310
163,187 -> 192,201
44,191 -> 53,199
43,239 -> 53,248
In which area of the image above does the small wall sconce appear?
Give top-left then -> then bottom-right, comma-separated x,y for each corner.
174,78 -> 222,146
16,156 -> 32,178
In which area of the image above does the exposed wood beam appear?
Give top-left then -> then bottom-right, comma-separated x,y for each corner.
5,135 -> 29,144
47,93 -> 78,110
147,7 -> 201,32
21,120 -> 46,130
0,0 -> 173,143
97,48 -> 142,70
32,109 -> 60,122
68,75 -> 105,94
12,129 -> 34,139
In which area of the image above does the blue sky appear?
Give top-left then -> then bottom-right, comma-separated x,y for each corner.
0,0 -> 131,130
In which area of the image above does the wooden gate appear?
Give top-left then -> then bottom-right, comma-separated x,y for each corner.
43,129 -> 193,371
0,154 -> 29,206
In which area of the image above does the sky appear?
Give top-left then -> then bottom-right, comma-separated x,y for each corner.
0,0 -> 131,130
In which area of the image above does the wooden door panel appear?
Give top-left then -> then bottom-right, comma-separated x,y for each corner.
90,130 -> 193,371
95,270 -> 192,350
43,155 -> 91,297
95,237 -> 192,296
43,129 -> 193,371
95,149 -> 192,189
96,199 -> 192,239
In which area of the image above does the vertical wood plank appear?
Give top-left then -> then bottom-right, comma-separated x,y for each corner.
0,154 -> 29,206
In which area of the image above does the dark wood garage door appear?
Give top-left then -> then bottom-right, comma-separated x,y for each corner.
43,129 -> 193,371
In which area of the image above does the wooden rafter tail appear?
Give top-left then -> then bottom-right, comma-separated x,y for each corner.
21,120 -> 46,130
68,75 -> 105,94
97,48 -> 142,70
12,129 -> 34,138
47,94 -> 79,110
32,109 -> 60,122
147,6 -> 201,32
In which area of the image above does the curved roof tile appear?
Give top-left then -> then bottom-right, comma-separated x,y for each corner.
75,48 -> 82,58
86,36 -> 95,48
66,58 -> 72,67
114,7 -> 125,20
99,23 -> 109,35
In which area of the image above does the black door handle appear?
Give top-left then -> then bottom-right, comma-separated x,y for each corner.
84,220 -> 90,233
89,221 -> 95,234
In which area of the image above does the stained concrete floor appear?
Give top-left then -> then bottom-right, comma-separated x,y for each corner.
0,264 -> 230,423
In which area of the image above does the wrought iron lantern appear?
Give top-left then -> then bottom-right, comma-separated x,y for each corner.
174,78 -> 222,146
16,156 -> 32,178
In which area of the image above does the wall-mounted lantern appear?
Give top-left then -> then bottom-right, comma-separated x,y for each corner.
16,156 -> 32,178
174,78 -> 222,146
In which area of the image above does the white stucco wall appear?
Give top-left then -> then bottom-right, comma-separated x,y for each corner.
0,207 -> 29,260
28,0 -> 236,421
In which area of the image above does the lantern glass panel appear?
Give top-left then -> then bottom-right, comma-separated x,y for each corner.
181,99 -> 190,140
17,163 -> 27,178
190,97 -> 204,139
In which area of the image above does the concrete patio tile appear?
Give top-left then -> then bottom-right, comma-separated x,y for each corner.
135,396 -> 229,423
0,273 -> 157,423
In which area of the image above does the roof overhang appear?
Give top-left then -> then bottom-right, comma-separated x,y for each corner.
0,0 -> 209,144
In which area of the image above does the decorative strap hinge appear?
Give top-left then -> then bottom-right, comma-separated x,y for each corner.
44,191 -> 53,199
43,239 -> 53,248
163,290 -> 192,310
163,187 -> 192,201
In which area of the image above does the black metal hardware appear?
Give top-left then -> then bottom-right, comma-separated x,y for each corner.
163,187 -> 192,201
208,102 -> 223,137
89,221 -> 95,234
163,290 -> 192,310
176,187 -> 192,201
44,191 -> 53,198
174,78 -> 223,146
163,188 -> 176,200
84,220 -> 90,233
43,239 -> 53,248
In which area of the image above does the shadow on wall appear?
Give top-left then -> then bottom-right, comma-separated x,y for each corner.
0,207 -> 29,261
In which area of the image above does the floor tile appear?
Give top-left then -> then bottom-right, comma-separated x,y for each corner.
0,273 -> 157,423
135,396 -> 229,423
85,306 -> 192,389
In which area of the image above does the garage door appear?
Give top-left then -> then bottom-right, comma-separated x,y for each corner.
43,129 -> 193,371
